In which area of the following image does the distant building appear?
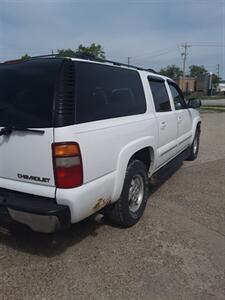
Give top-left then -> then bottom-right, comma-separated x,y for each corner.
196,73 -> 212,94
218,80 -> 225,92
176,72 -> 218,95
176,77 -> 196,94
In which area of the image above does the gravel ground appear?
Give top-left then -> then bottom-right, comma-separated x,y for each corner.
0,112 -> 225,300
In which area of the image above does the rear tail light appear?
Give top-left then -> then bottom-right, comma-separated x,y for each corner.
52,142 -> 83,188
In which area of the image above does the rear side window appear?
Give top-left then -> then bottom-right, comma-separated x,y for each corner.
0,58 -> 63,128
75,62 -> 146,123
148,78 -> 171,112
168,82 -> 187,110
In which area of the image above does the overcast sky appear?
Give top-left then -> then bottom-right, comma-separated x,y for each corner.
0,0 -> 224,78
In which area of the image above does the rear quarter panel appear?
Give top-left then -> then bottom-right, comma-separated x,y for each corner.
54,114 -> 157,185
54,114 -> 157,222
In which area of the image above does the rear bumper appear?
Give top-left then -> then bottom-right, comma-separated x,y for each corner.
0,188 -> 71,232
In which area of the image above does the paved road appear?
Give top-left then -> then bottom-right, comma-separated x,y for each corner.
0,112 -> 225,300
202,99 -> 225,106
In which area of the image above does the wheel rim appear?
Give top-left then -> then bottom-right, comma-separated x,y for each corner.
193,135 -> 198,155
128,174 -> 144,213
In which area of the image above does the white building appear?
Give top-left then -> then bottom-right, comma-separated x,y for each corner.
218,81 -> 225,92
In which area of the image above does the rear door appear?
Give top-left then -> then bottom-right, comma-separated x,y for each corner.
0,58 -> 63,196
148,77 -> 178,168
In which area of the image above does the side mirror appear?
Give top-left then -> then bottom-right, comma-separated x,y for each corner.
188,98 -> 201,108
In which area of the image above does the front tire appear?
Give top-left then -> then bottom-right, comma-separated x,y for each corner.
105,160 -> 149,227
187,129 -> 200,161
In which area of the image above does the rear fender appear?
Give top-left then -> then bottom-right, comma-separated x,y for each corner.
111,136 -> 155,202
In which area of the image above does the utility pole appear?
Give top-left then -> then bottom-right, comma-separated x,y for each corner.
127,56 -> 130,66
217,64 -> 220,78
181,43 -> 191,92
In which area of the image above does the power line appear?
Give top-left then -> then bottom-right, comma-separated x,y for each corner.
125,46 -> 177,65
130,46 -> 174,59
131,49 -> 178,66
191,44 -> 225,47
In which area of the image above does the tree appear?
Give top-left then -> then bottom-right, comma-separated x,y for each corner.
21,53 -> 31,60
212,74 -> 220,87
76,43 -> 105,59
57,43 -> 105,59
57,48 -> 76,58
159,65 -> 182,79
189,65 -> 207,77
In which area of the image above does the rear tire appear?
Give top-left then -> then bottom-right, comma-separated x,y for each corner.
187,129 -> 200,161
105,160 -> 149,227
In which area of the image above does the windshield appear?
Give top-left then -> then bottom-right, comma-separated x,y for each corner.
0,58 -> 63,128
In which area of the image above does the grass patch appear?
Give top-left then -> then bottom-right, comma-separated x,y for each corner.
200,96 -> 225,100
200,106 -> 225,113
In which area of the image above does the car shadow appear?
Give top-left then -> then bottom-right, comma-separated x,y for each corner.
0,215 -> 105,258
0,161 -> 183,258
148,161 -> 183,196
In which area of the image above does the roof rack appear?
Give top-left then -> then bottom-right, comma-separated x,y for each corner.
13,53 -> 158,74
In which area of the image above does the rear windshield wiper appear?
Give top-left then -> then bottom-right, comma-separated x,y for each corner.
0,127 -> 45,136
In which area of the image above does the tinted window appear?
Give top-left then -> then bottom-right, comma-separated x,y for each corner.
0,58 -> 63,128
168,83 -> 186,110
148,79 -> 171,112
75,62 -> 146,123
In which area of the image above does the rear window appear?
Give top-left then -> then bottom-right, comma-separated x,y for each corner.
0,58 -> 63,128
75,62 -> 146,123
148,79 -> 171,112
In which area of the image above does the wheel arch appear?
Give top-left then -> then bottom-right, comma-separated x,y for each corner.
111,137 -> 155,202
191,117 -> 201,143
128,146 -> 155,175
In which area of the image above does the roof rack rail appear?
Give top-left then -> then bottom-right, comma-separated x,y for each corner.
21,53 -> 158,74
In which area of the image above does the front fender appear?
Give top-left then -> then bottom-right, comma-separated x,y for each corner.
190,109 -> 201,143
111,136 -> 156,202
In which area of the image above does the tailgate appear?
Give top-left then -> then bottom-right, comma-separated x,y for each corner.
0,128 -> 55,189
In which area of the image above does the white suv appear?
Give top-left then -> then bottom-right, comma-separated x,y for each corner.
0,55 -> 201,232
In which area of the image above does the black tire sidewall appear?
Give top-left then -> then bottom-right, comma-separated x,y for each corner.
192,130 -> 200,158
187,129 -> 200,161
120,160 -> 149,225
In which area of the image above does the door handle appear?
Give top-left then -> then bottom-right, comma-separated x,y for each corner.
178,116 -> 182,123
160,121 -> 167,129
